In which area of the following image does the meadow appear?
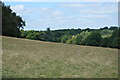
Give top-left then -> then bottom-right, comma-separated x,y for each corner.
2,36 -> 118,78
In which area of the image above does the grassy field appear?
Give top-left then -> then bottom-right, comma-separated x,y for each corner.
2,36 -> 118,78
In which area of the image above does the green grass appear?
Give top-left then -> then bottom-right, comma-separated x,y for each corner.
2,36 -> 118,78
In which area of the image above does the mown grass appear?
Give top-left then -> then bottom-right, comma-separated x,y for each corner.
2,36 -> 118,78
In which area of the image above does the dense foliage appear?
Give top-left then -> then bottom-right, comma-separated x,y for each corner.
20,27 -> 120,49
1,2 -> 25,37
82,31 -> 102,46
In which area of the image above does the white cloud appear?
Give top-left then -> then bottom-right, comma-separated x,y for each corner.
80,14 -> 108,18
79,9 -> 117,14
40,8 -> 48,11
78,3 -> 117,14
10,5 -> 24,12
10,5 -> 37,16
52,11 -> 64,16
55,16 -> 63,19
61,3 -> 85,8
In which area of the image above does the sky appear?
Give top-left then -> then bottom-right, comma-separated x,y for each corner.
4,2 -> 118,30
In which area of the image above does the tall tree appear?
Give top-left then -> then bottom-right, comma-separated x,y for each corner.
45,27 -> 53,41
1,2 -> 25,37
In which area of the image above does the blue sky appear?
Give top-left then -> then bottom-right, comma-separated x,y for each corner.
5,2 -> 118,30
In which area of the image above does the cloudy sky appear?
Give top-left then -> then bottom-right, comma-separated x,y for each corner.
4,2 -> 118,30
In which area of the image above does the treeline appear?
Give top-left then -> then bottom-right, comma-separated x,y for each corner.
20,27 -> 120,49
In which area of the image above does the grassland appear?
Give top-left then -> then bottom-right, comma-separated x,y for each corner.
2,36 -> 118,78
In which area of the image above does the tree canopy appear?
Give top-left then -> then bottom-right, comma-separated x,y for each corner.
1,2 -> 25,37
20,27 -> 120,49
83,31 -> 102,46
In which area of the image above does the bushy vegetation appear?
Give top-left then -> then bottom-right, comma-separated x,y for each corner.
20,27 -> 120,49
82,31 -> 102,46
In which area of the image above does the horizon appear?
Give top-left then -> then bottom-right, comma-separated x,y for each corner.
22,26 -> 118,31
4,2 -> 118,31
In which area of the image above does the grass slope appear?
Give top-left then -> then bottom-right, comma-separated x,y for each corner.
2,36 -> 118,78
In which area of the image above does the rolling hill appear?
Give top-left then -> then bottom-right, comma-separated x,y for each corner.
2,36 -> 118,78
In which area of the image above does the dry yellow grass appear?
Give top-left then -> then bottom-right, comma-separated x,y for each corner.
2,36 -> 118,78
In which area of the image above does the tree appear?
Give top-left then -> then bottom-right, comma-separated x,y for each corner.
20,30 -> 28,38
46,27 -> 51,34
109,26 -> 118,30
100,37 -> 110,47
26,30 -> 35,40
83,31 -> 102,46
84,28 -> 91,32
2,2 -> 25,37
61,35 -> 71,43
74,34 -> 83,45
109,29 -> 120,48
79,31 -> 91,45
52,31 -> 62,42
102,26 -> 108,30
100,30 -> 113,38
38,31 -> 47,41
66,35 -> 76,44
45,27 -> 53,41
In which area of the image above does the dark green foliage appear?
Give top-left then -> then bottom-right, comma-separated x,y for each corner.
26,30 -> 36,40
83,32 -> 102,46
102,27 -> 108,30
100,28 -> 120,48
61,35 -> 72,43
20,27 -> 119,49
45,28 -> 53,41
52,31 -> 62,42
84,28 -> 91,32
20,30 -> 28,38
109,29 -> 120,48
2,2 -> 25,37
100,37 -> 110,47
74,35 -> 83,45
109,26 -> 118,30
66,35 -> 76,44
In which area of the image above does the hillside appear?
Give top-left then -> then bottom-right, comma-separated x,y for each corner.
2,36 -> 118,78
